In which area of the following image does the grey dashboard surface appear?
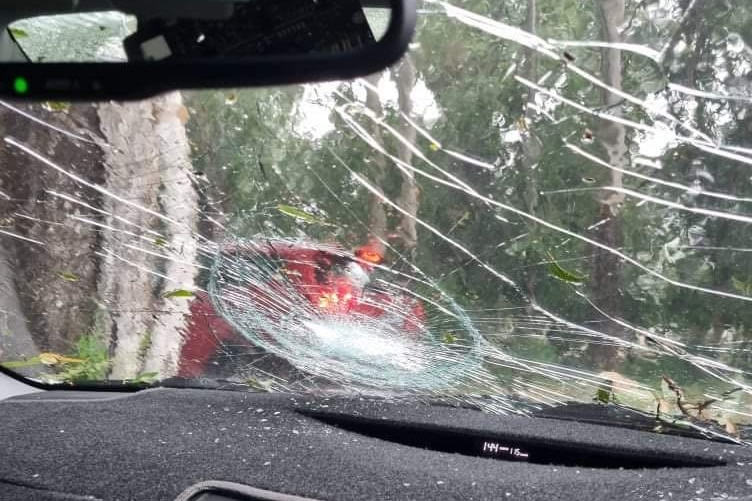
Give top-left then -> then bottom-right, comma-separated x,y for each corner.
1,387 -> 752,501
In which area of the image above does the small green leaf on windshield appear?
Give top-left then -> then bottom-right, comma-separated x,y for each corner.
132,372 -> 159,384
1,352 -> 83,369
245,377 -> 272,391
594,380 -> 615,404
57,271 -> 80,282
442,332 -> 457,344
9,27 -> 28,39
153,237 -> 167,247
39,352 -> 84,366
732,276 -> 752,296
277,204 -> 330,225
429,142 -> 441,152
547,252 -> 585,284
42,101 -> 71,113
163,289 -> 194,299
1,357 -> 41,369
595,387 -> 611,404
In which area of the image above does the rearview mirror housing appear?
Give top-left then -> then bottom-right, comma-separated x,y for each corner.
0,0 -> 416,100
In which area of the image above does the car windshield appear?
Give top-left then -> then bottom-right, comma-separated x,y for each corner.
2,0 -> 752,441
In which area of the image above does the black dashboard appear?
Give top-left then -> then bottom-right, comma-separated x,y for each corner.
1,387 -> 752,501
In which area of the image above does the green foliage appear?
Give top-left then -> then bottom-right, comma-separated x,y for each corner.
732,277 -> 752,296
137,331 -> 153,361
177,0 -> 752,398
56,334 -> 110,383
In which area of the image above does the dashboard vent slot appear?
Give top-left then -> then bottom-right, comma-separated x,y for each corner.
299,410 -> 725,469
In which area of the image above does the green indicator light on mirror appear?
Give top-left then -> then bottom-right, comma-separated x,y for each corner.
13,77 -> 29,95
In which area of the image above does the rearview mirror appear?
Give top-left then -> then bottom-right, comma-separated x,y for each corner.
0,0 -> 416,100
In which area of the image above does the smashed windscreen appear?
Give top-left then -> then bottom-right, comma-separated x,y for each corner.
1,0 -> 752,442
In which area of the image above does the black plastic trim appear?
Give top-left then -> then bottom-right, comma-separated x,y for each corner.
299,409 -> 727,469
0,363 -> 148,392
175,481 -> 323,501
0,0 -> 417,100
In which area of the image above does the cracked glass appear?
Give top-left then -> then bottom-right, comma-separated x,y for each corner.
1,0 -> 752,444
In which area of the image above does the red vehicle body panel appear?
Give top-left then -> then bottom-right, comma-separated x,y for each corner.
177,241 -> 425,378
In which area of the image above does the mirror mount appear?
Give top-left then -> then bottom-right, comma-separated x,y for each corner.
0,0 -> 416,100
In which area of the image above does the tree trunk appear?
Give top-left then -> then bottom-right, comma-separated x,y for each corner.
0,103 -> 104,355
0,242 -> 37,361
364,73 -> 389,256
97,92 -> 199,379
363,62 -> 420,256
521,0 -> 542,300
588,0 -> 627,369
597,0 -> 627,208
395,56 -> 419,254
521,0 -> 541,217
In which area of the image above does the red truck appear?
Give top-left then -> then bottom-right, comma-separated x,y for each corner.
177,239 -> 426,379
